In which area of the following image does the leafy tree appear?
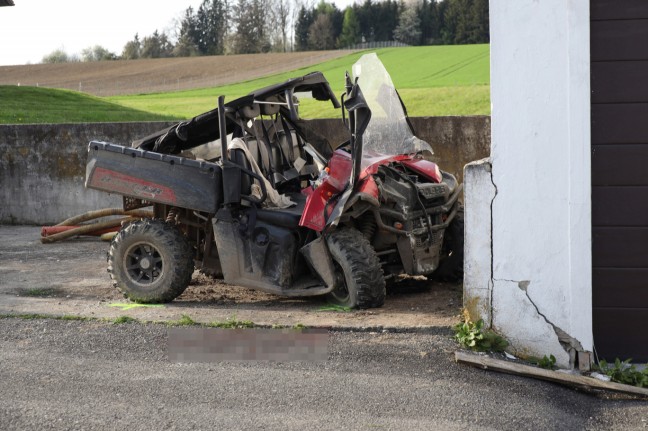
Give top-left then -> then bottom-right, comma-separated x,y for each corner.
196,0 -> 229,55
294,6 -> 314,51
308,13 -> 335,50
372,0 -> 398,42
174,7 -> 201,57
41,49 -> 78,64
269,0 -> 291,52
468,0 -> 489,43
140,30 -> 174,58
314,1 -> 343,43
232,0 -> 269,53
393,4 -> 421,45
443,0 -> 485,44
419,0 -> 440,44
122,34 -> 141,60
356,0 -> 375,43
81,45 -> 117,62
338,7 -> 360,48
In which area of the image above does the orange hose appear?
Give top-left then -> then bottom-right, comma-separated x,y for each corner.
41,217 -> 135,244
55,208 -> 153,226
41,225 -> 121,237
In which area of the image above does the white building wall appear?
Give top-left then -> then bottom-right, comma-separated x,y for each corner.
464,0 -> 592,368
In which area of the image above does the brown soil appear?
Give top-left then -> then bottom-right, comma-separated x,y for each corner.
0,51 -> 353,97
182,272 -> 462,321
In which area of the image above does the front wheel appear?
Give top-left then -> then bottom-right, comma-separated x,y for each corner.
108,219 -> 194,303
325,228 -> 386,309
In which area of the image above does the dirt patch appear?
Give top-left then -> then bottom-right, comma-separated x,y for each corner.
180,273 -> 461,319
0,226 -> 463,329
0,51 -> 353,97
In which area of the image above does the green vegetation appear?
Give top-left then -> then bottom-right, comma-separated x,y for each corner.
594,358 -> 648,388
318,304 -> 353,312
454,318 -> 508,353
0,85 -> 178,124
167,314 -> 198,327
113,315 -> 138,324
206,316 -> 256,329
59,315 -> 90,321
110,46 -> 490,118
21,288 -> 58,297
0,313 -> 52,320
529,354 -> 557,370
1,46 -> 489,124
0,312 -> 262,330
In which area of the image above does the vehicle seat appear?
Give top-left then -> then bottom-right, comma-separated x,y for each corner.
256,192 -> 306,229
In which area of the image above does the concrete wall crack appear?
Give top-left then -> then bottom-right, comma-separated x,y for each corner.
488,162 -> 497,329
510,279 -> 584,363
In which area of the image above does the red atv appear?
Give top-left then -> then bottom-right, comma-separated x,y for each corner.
85,53 -> 463,309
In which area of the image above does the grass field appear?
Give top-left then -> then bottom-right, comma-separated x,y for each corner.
0,86 -> 177,124
110,45 -> 490,119
0,45 -> 489,124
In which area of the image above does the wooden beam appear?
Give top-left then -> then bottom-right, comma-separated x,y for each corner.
455,351 -> 648,398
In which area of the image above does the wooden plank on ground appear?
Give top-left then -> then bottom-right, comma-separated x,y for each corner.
455,351 -> 648,398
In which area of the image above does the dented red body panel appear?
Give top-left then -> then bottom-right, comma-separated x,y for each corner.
299,150 -> 441,232
299,150 -> 352,231
400,159 -> 442,183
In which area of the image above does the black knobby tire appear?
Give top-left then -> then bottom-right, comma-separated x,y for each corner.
432,204 -> 464,283
325,227 -> 386,309
108,219 -> 194,303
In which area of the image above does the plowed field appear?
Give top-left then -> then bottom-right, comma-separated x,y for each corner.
0,50 -> 353,97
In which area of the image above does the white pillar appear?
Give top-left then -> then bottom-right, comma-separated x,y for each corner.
464,0 -> 592,368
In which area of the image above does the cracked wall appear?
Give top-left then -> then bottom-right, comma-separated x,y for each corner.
465,158 -> 591,368
464,0 -> 593,369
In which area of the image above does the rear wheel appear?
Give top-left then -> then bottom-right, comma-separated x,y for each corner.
325,227 -> 386,309
108,219 -> 194,303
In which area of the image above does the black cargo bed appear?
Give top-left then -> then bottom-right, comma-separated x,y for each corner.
85,141 -> 222,213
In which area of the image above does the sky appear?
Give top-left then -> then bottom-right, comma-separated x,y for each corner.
0,0 -> 355,67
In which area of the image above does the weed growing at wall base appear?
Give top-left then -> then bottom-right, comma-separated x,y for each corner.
454,319 -> 509,353
529,354 -> 557,370
594,358 -> 648,388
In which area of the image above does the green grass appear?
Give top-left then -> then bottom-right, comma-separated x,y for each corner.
206,317 -> 255,329
0,85 -> 178,124
113,315 -> 138,324
21,287 -> 59,297
109,45 -> 490,119
0,45 -> 490,124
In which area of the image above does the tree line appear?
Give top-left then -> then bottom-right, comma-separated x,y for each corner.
42,0 -> 488,64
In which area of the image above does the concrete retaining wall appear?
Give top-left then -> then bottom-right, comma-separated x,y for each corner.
1,117 -> 490,225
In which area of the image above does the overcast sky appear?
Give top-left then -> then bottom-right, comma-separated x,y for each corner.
0,0 -> 355,67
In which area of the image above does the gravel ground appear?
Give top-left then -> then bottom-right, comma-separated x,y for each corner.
0,318 -> 646,431
0,226 -> 461,329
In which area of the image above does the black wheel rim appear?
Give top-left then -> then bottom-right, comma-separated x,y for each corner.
124,242 -> 163,285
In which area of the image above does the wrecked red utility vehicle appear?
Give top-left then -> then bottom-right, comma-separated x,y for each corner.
85,53 -> 463,309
